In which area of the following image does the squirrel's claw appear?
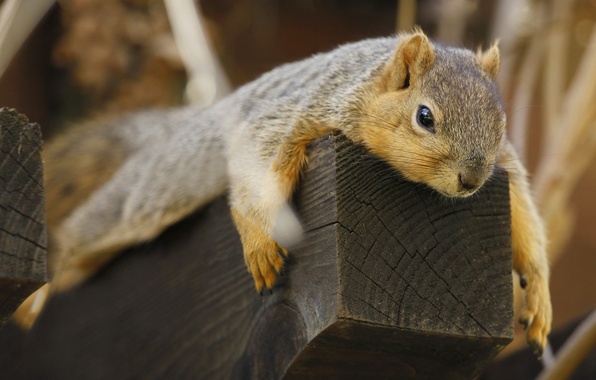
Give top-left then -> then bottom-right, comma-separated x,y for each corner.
527,328 -> 547,357
244,235 -> 286,295
519,276 -> 552,358
232,208 -> 287,294
523,311 -> 550,358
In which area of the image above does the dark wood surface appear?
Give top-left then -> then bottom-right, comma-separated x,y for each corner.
0,108 -> 47,324
0,132 -> 513,379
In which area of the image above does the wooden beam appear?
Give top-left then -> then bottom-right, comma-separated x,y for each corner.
0,108 -> 47,325
0,132 -> 513,378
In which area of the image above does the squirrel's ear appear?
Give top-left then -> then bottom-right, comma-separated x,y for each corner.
477,42 -> 500,79
383,31 -> 435,90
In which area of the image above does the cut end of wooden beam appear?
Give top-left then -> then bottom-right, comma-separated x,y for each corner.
0,108 -> 48,324
290,133 -> 514,377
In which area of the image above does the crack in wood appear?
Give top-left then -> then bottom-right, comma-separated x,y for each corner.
0,227 -> 46,251
0,203 -> 44,226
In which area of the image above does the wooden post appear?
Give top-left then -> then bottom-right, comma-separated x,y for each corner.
0,108 -> 47,324
0,132 -> 513,379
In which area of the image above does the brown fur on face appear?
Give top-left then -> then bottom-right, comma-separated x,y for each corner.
357,33 -> 506,197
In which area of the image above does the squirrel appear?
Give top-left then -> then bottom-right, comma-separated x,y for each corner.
12,30 -> 551,356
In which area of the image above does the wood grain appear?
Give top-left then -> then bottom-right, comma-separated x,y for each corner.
0,132 -> 513,379
0,108 -> 47,324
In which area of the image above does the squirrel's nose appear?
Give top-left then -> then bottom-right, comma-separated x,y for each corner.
458,172 -> 482,192
458,154 -> 489,193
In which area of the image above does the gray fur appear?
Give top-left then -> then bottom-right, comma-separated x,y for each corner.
54,35 -> 503,281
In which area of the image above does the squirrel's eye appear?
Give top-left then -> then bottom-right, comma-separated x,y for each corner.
416,105 -> 435,132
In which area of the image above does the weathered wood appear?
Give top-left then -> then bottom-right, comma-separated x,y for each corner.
0,132 -> 513,379
0,108 -> 47,324
288,133 -> 513,378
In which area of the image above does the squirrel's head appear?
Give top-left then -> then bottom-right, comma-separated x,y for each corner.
360,31 -> 506,197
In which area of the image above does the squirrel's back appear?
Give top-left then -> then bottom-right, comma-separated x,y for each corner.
44,34 -> 505,230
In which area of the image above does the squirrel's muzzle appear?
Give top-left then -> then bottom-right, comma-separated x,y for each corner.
458,171 -> 483,192
457,158 -> 490,194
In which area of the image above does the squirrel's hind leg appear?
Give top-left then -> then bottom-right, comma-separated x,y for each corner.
51,143 -> 228,293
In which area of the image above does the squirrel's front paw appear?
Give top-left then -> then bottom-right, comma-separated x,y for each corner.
243,231 -> 288,293
519,275 -> 552,356
231,207 -> 289,293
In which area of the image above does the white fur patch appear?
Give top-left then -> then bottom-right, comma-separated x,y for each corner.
270,202 -> 304,248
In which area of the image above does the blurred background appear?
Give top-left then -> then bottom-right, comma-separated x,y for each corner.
1,0 -> 595,378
